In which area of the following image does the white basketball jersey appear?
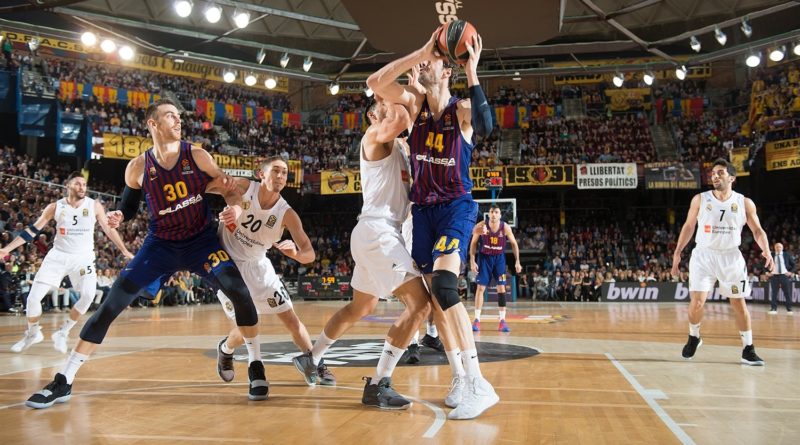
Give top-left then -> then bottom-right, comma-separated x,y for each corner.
694,190 -> 747,250
359,138 -> 411,223
53,197 -> 96,255
220,181 -> 291,262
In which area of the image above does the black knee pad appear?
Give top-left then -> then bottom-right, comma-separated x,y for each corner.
214,267 -> 258,327
431,270 -> 461,311
80,278 -> 142,344
498,292 -> 507,307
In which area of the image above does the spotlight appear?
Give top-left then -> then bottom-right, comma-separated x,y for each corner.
794,43 -> 800,57
100,39 -> 116,53
27,38 -> 40,52
174,0 -> 193,18
302,56 -> 312,72
81,31 -> 97,47
740,17 -> 752,38
643,70 -> 655,86
118,45 -> 135,61
204,3 -> 222,23
365,87 -> 373,97
280,53 -> 290,68
233,9 -> 250,29
256,48 -> 266,64
329,83 -> 340,95
265,78 -> 277,89
690,36 -> 701,52
714,26 -> 727,46
675,65 -> 687,81
769,46 -> 786,62
612,72 -> 624,88
745,52 -> 761,68
223,69 -> 236,83
244,73 -> 257,86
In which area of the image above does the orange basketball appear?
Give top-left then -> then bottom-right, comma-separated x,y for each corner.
435,20 -> 478,66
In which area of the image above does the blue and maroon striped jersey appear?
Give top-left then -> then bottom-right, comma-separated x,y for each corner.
142,141 -> 212,240
408,96 -> 474,205
480,221 -> 506,256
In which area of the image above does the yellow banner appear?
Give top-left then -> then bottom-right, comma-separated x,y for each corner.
504,165 -> 575,186
6,31 -> 288,93
101,134 -> 154,160
765,138 -> 800,171
729,147 -> 750,177
321,170 -> 361,195
605,88 -> 651,111
213,154 -> 302,187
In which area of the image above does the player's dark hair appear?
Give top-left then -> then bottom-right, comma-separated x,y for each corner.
259,156 -> 287,171
489,204 -> 501,211
66,171 -> 84,183
712,158 -> 737,176
145,98 -> 179,122
364,99 -> 378,123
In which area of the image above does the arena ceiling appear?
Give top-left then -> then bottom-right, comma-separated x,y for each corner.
1,0 -> 799,83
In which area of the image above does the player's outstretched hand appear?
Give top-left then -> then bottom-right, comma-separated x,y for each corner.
219,205 -> 241,230
763,251 -> 775,273
421,26 -> 448,63
273,240 -> 298,259
107,210 -> 123,229
670,252 -> 681,277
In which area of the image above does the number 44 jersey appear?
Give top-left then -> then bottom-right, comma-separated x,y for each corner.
219,180 -> 291,262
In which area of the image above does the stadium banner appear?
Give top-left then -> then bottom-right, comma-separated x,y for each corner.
321,170 -> 361,195
601,282 -> 797,304
605,88 -> 652,111
644,162 -> 701,189
576,163 -> 638,189
195,99 -> 301,127
765,138 -> 800,171
505,165 -> 575,186
470,166 -> 490,191
729,147 -> 751,177
99,133 -> 155,160
59,82 -> 160,108
214,155 -> 302,187
552,60 -> 711,85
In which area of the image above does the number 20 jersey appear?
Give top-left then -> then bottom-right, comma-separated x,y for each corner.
694,190 -> 746,250
219,180 -> 291,262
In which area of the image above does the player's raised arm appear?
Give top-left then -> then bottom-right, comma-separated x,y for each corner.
0,202 -> 56,257
375,103 -> 411,144
456,34 -> 492,138
744,198 -> 773,272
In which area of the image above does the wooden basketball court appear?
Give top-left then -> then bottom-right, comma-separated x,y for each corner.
1,301 -> 798,444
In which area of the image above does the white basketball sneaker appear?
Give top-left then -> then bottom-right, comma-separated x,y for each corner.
445,375 -> 465,408
52,330 -> 69,354
447,376 -> 499,420
11,327 -> 44,353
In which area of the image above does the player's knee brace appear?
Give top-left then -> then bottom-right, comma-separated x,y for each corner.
498,292 -> 507,307
431,270 -> 461,311
80,278 -> 142,344
215,267 -> 258,327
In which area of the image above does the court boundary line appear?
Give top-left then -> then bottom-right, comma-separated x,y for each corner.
605,352 -> 696,445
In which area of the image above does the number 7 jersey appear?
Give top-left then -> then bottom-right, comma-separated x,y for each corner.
219,180 -> 291,262
694,190 -> 746,250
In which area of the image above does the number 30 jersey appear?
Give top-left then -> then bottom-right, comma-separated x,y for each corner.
694,190 -> 746,250
219,180 -> 291,262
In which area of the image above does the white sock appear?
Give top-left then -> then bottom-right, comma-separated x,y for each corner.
426,321 -> 438,337
27,321 -> 40,331
462,348 -> 483,379
474,309 -> 482,322
740,330 -> 753,347
499,309 -> 507,321
445,349 -> 466,378
244,336 -> 261,363
373,341 -> 405,382
689,323 -> 700,337
60,350 -> 89,384
221,338 -> 235,355
409,330 -> 420,346
311,331 -> 337,366
61,319 -> 78,333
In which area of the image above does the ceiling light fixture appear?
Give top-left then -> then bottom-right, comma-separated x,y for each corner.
174,0 -> 193,18
690,36 -> 701,52
612,72 -> 624,88
223,69 -> 236,83
302,56 -> 312,72
675,65 -> 687,81
244,73 -> 257,86
740,17 -> 752,38
204,3 -> 222,23
265,78 -> 277,89
329,83 -> 340,95
280,53 -> 290,68
118,45 -> 135,61
233,9 -> 250,29
714,26 -> 727,46
769,45 -> 786,62
100,39 -> 116,53
256,48 -> 266,64
80,31 -> 97,47
745,51 -> 761,68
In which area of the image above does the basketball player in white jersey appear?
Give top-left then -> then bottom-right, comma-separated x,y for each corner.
0,172 -> 133,354
292,96 -> 438,409
671,159 -> 773,365
213,157 -> 335,384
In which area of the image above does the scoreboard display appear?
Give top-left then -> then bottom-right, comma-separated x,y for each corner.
484,169 -> 503,188
297,274 -> 352,300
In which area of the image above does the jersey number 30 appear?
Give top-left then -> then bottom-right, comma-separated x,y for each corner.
163,181 -> 188,202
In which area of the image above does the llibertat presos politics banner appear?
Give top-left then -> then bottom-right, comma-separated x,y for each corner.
576,163 -> 638,189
